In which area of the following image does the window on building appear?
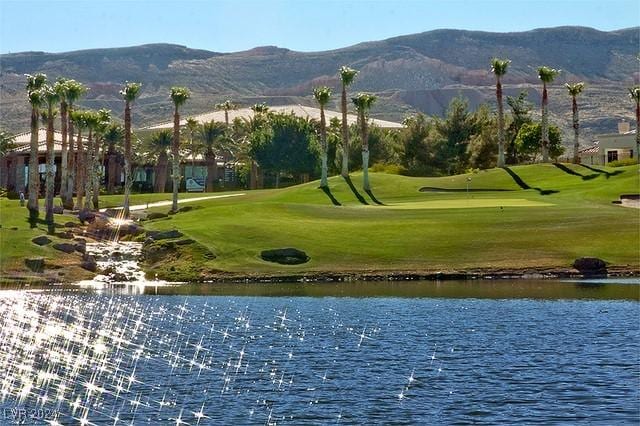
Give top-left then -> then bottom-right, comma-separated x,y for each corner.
607,151 -> 618,163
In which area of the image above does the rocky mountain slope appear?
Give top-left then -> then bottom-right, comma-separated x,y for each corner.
1,26 -> 638,142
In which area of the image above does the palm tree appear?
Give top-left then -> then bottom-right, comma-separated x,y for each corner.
491,58 -> 510,167
62,80 -> 87,208
71,110 -> 88,209
566,82 -> 585,164
148,129 -> 172,193
251,103 -> 269,115
170,86 -> 190,212
313,86 -> 332,188
185,117 -> 199,174
41,85 -> 59,228
339,66 -> 358,177
216,100 -> 237,126
25,73 -> 47,219
629,85 -> 640,163
91,109 -> 111,209
54,78 -> 69,203
0,130 -> 15,157
82,111 -> 100,210
103,123 -> 124,194
119,82 -> 142,217
352,93 -> 377,191
201,121 -> 226,191
537,66 -> 560,163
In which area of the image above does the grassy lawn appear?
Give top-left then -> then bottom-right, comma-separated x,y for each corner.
1,163 -> 637,281
138,163 -> 639,278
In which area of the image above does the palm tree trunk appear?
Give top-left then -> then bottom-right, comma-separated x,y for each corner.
155,152 -> 168,193
76,128 -> 84,209
107,142 -> 117,194
171,107 -> 180,212
92,137 -> 101,210
27,107 -> 40,218
123,101 -> 132,217
360,110 -> 371,191
340,83 -> 349,177
83,129 -> 94,210
59,101 -> 68,206
224,110 -> 229,127
496,77 -> 505,167
572,96 -> 580,164
45,109 -> 55,228
64,108 -> 75,209
635,99 -> 640,165
206,150 -> 216,191
541,82 -> 550,163
319,105 -> 328,188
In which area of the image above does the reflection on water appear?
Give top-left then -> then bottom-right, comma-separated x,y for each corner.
0,283 -> 638,424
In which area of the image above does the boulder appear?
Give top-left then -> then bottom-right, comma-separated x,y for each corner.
261,248 -> 309,265
178,206 -> 194,213
25,257 -> 45,272
32,235 -> 52,246
53,243 -> 76,254
78,209 -> 96,224
146,229 -> 183,241
64,221 -> 77,228
80,254 -> 97,272
56,231 -> 74,239
175,238 -> 195,246
147,212 -> 169,220
573,257 -> 607,275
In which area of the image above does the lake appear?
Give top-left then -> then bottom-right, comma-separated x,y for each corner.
0,279 -> 638,424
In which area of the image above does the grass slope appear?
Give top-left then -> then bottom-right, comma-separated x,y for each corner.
139,164 -> 639,279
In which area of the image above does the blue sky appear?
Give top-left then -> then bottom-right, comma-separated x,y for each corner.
1,0 -> 638,54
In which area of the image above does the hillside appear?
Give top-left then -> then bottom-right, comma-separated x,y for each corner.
1,26 -> 638,141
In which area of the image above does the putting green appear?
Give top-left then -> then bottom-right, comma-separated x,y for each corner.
379,198 -> 554,210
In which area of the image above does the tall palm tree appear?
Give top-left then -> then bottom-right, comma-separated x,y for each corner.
25,73 -> 47,219
629,85 -> 640,163
71,110 -> 88,209
352,93 -> 377,191
537,66 -> 560,163
41,85 -> 59,228
82,111 -> 100,210
62,80 -> 87,208
170,86 -> 190,212
148,129 -> 172,193
185,117 -> 199,173
119,82 -> 142,217
491,58 -> 510,167
339,66 -> 358,177
54,78 -> 69,203
91,109 -> 111,209
313,86 -> 332,188
201,121 -> 226,191
566,82 -> 585,164
216,100 -> 237,126
103,123 -> 124,194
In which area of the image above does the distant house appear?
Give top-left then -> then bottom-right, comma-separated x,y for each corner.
579,122 -> 636,165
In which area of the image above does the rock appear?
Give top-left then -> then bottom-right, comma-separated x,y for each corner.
78,209 -> 96,224
53,243 -> 76,254
64,221 -> 77,228
147,212 -> 169,220
25,257 -> 45,272
261,248 -> 309,265
32,235 -> 52,246
74,242 -> 86,254
146,229 -> 183,241
56,231 -> 74,239
80,253 -> 97,272
178,206 -> 193,213
103,208 -> 122,218
118,222 -> 144,237
175,238 -> 195,245
53,206 -> 64,214
573,257 -> 608,275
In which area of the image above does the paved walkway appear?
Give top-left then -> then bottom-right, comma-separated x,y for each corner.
99,193 -> 246,212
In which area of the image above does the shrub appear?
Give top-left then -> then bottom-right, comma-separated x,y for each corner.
607,158 -> 637,167
370,162 -> 407,175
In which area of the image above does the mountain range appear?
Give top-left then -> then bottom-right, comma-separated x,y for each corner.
1,26 -> 638,143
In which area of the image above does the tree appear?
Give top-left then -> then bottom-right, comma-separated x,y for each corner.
53,78 -> 69,203
119,82 -> 141,217
41,85 -> 59,228
0,130 -> 15,157
434,96 -> 478,174
170,86 -> 190,212
147,129 -> 172,193
491,58 -> 510,167
216,100 -> 237,126
351,93 -> 377,191
185,117 -> 199,173
103,123 -> 124,194
566,82 -> 585,164
82,111 -> 100,210
313,86 -> 332,188
537,66 -> 560,163
91,109 -> 111,209
514,122 -> 564,162
467,105 -> 498,170
399,114 -> 432,175
339,66 -> 358,177
62,80 -> 87,208
25,73 -> 47,220
71,110 -> 88,209
629,85 -> 640,163
201,121 -> 226,191
506,91 -> 533,163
